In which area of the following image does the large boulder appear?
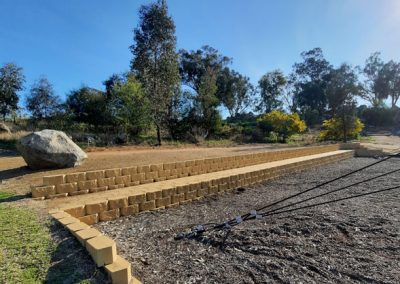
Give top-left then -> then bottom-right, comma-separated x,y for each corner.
0,123 -> 11,134
17,129 -> 88,169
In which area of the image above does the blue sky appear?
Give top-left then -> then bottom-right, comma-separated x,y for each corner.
1,0 -> 399,104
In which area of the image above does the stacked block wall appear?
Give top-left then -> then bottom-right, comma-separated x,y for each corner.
33,144 -> 340,199
61,150 -> 353,225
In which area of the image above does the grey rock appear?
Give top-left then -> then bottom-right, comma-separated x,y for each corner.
17,129 -> 87,169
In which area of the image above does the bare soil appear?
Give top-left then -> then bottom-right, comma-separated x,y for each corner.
96,157 -> 400,284
0,144 -> 294,196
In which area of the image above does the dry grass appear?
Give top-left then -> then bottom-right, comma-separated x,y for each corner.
0,131 -> 30,150
0,131 -> 30,140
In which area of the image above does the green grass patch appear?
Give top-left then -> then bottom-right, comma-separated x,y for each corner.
0,191 -> 15,201
0,205 -> 53,283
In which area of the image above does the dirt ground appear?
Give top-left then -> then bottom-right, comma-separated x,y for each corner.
363,135 -> 400,153
0,144 -> 294,196
96,157 -> 400,284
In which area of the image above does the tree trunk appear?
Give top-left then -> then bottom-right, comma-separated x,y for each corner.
156,124 -> 162,146
342,114 -> 347,143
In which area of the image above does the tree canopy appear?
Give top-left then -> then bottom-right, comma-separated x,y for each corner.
26,77 -> 60,119
0,63 -> 24,120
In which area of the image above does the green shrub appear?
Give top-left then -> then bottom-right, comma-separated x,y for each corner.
265,131 -> 279,143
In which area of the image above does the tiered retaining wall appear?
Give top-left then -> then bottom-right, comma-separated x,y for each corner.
33,144 -> 341,199
53,150 -> 353,224
49,149 -> 354,284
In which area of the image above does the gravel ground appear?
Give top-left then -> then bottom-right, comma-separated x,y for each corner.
96,157 -> 400,284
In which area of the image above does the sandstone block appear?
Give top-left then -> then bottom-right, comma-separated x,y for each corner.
43,175 -> 65,186
145,172 -> 158,180
161,187 -> 175,197
157,170 -> 167,178
75,228 -> 102,245
120,204 -> 139,216
66,222 -> 89,235
139,200 -> 156,211
150,164 -> 163,172
65,172 -> 86,183
146,190 -> 162,201
32,185 -> 55,198
64,205 -> 85,217
171,193 -> 185,204
175,162 -> 185,169
184,190 -> 197,200
121,166 -> 137,177
105,256 -> 132,284
137,165 -> 150,173
115,175 -> 131,186
79,214 -> 99,225
163,163 -> 176,170
85,201 -> 108,215
99,209 -> 120,222
156,196 -> 171,208
128,193 -> 146,205
97,177 -> 116,187
78,180 -> 98,191
58,216 -> 80,226
176,185 -> 188,194
51,211 -> 71,220
86,170 -> 105,180
108,197 -> 128,209
105,168 -> 122,178
131,173 -> 145,182
56,182 -> 78,194
86,235 -> 117,267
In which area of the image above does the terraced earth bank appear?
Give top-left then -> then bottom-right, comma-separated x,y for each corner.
97,157 -> 400,284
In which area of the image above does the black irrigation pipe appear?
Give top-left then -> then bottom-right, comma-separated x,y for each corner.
176,183 -> 400,240
253,167 -> 400,219
214,153 -> 400,229
176,153 -> 400,239
261,184 -> 400,218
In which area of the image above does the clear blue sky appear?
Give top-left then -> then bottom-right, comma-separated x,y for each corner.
1,0 -> 399,103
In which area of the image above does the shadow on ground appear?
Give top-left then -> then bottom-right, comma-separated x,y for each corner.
0,193 -> 30,203
45,220 -> 109,284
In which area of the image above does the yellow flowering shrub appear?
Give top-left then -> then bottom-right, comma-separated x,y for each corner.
319,117 -> 364,141
257,110 -> 307,141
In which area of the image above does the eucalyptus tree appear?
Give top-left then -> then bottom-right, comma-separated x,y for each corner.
0,63 -> 24,120
26,77 -> 60,119
256,70 -> 286,113
130,0 -> 180,145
